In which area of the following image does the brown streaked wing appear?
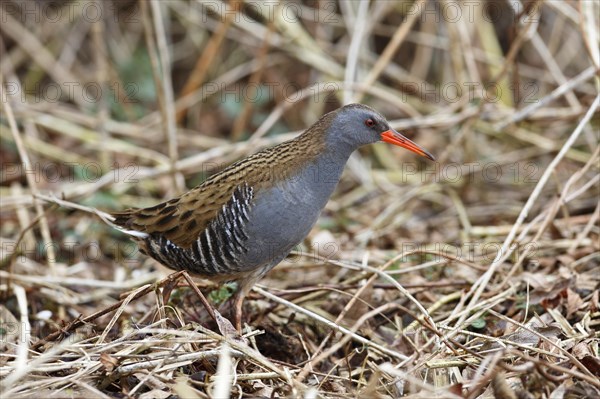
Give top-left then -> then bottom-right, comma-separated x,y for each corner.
111,182 -> 239,249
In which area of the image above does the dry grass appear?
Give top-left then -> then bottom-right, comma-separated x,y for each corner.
1,0 -> 599,398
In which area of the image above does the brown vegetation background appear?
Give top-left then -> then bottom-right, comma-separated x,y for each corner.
1,0 -> 599,397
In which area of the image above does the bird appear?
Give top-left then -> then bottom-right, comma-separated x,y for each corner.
111,103 -> 435,331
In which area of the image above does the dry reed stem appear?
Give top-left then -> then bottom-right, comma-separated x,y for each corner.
1,80 -> 57,275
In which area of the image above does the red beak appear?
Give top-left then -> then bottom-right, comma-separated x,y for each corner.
381,129 -> 435,161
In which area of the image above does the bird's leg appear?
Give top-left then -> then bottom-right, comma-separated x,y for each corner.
232,279 -> 256,333
233,290 -> 246,333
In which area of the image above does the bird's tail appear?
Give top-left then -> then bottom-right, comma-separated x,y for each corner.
35,193 -> 149,239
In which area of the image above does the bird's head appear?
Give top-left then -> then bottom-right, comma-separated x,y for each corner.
327,103 -> 435,161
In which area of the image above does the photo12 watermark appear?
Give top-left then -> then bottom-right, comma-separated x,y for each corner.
400,161 -> 540,184
3,80 -> 140,105
1,1 -> 139,24
1,162 -> 140,184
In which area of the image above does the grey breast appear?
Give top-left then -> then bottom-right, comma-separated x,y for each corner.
237,153 -> 348,271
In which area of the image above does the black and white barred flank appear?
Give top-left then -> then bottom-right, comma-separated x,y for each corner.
141,184 -> 254,277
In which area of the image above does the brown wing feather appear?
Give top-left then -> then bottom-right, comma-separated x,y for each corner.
112,182 -> 239,248
110,150 -> 279,248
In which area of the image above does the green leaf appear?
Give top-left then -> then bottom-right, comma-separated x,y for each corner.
470,318 -> 486,330
208,283 -> 236,305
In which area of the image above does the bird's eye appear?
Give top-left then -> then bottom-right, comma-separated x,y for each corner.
365,118 -> 375,127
